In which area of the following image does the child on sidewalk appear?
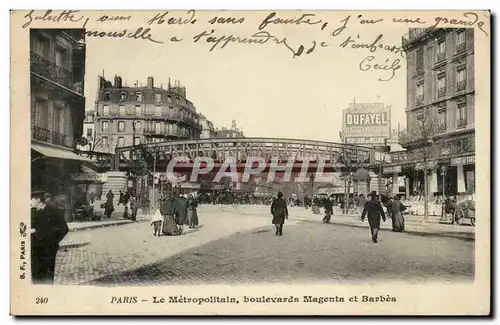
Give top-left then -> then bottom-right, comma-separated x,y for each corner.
150,203 -> 163,236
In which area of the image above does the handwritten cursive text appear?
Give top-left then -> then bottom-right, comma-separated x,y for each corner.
258,12 -> 323,30
22,9 -> 85,28
359,56 -> 402,82
85,27 -> 163,44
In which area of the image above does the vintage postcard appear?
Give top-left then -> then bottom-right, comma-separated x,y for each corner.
10,9 -> 490,315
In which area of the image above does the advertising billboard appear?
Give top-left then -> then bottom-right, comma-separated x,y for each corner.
342,103 -> 391,146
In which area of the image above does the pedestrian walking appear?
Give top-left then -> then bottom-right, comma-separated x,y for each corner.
271,191 -> 289,236
130,195 -> 137,221
175,193 -> 188,234
361,191 -> 386,243
323,195 -> 334,223
357,194 -> 366,215
389,195 -> 407,232
118,190 -> 124,205
31,193 -> 69,284
150,203 -> 163,237
104,190 -> 114,218
160,194 -> 180,236
123,198 -> 130,219
187,195 -> 199,228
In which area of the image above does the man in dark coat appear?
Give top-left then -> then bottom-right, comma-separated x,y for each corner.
31,193 -> 69,284
271,191 -> 289,236
361,191 -> 386,243
323,195 -> 334,223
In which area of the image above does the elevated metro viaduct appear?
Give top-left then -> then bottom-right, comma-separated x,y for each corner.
111,137 -> 376,174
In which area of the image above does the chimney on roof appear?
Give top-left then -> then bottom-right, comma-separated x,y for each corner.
147,76 -> 154,89
114,76 -> 122,88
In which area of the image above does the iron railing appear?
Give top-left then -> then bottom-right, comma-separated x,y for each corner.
456,42 -> 466,54
456,80 -> 467,91
437,87 -> 446,97
30,52 -> 83,95
457,119 -> 467,128
436,52 -> 446,62
32,125 -> 73,148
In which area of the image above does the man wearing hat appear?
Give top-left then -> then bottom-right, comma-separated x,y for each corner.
31,192 -> 69,284
361,191 -> 386,243
271,191 -> 289,236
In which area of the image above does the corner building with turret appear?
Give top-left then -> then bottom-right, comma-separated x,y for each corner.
94,75 -> 202,155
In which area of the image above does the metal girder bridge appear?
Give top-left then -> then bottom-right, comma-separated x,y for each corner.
112,137 -> 374,171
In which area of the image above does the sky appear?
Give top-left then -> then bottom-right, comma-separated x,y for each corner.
83,11 -> 409,142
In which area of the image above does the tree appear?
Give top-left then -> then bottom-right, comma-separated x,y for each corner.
338,147 -> 368,214
399,107 -> 444,220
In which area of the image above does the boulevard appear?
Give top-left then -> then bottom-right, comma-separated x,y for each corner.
54,205 -> 474,286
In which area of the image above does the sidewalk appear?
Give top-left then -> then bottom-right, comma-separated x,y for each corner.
218,204 -> 475,241
67,215 -> 149,232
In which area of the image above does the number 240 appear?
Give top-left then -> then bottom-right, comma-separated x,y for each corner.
36,297 -> 48,304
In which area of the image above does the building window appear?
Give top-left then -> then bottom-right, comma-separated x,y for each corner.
118,137 -> 125,147
118,121 -> 125,132
119,105 -> 125,116
134,137 -> 141,145
415,48 -> 424,71
155,93 -> 162,103
457,102 -> 467,127
437,75 -> 446,97
101,121 -> 109,132
167,95 -> 172,103
155,122 -> 162,134
34,35 -> 50,58
437,107 -> 447,133
136,92 -> 143,102
456,68 -> 466,91
416,82 -> 424,101
103,105 -> 110,115
176,97 -> 180,105
133,120 -> 140,131
436,39 -> 446,61
102,136 -> 108,148
86,128 -> 93,137
156,106 -> 162,116
103,92 -> 111,101
120,92 -> 127,101
55,46 -> 68,69
456,30 -> 466,53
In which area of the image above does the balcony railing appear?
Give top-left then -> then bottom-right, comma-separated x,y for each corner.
30,52 -> 83,96
438,124 -> 447,133
457,119 -> 467,128
456,80 -> 467,91
456,42 -> 466,54
437,87 -> 446,97
32,125 -> 73,148
436,53 -> 446,62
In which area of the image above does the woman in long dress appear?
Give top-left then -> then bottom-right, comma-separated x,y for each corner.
389,196 -> 407,232
160,196 -> 180,236
187,195 -> 199,228
104,190 -> 114,218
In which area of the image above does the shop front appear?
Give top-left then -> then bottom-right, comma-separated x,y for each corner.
31,142 -> 98,221
450,154 -> 475,197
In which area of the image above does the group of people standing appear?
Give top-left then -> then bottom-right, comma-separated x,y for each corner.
150,193 -> 199,237
103,190 -> 138,221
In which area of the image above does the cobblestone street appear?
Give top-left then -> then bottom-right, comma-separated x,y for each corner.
55,205 -> 474,286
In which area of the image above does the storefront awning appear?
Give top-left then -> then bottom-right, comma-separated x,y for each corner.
32,143 -> 93,164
